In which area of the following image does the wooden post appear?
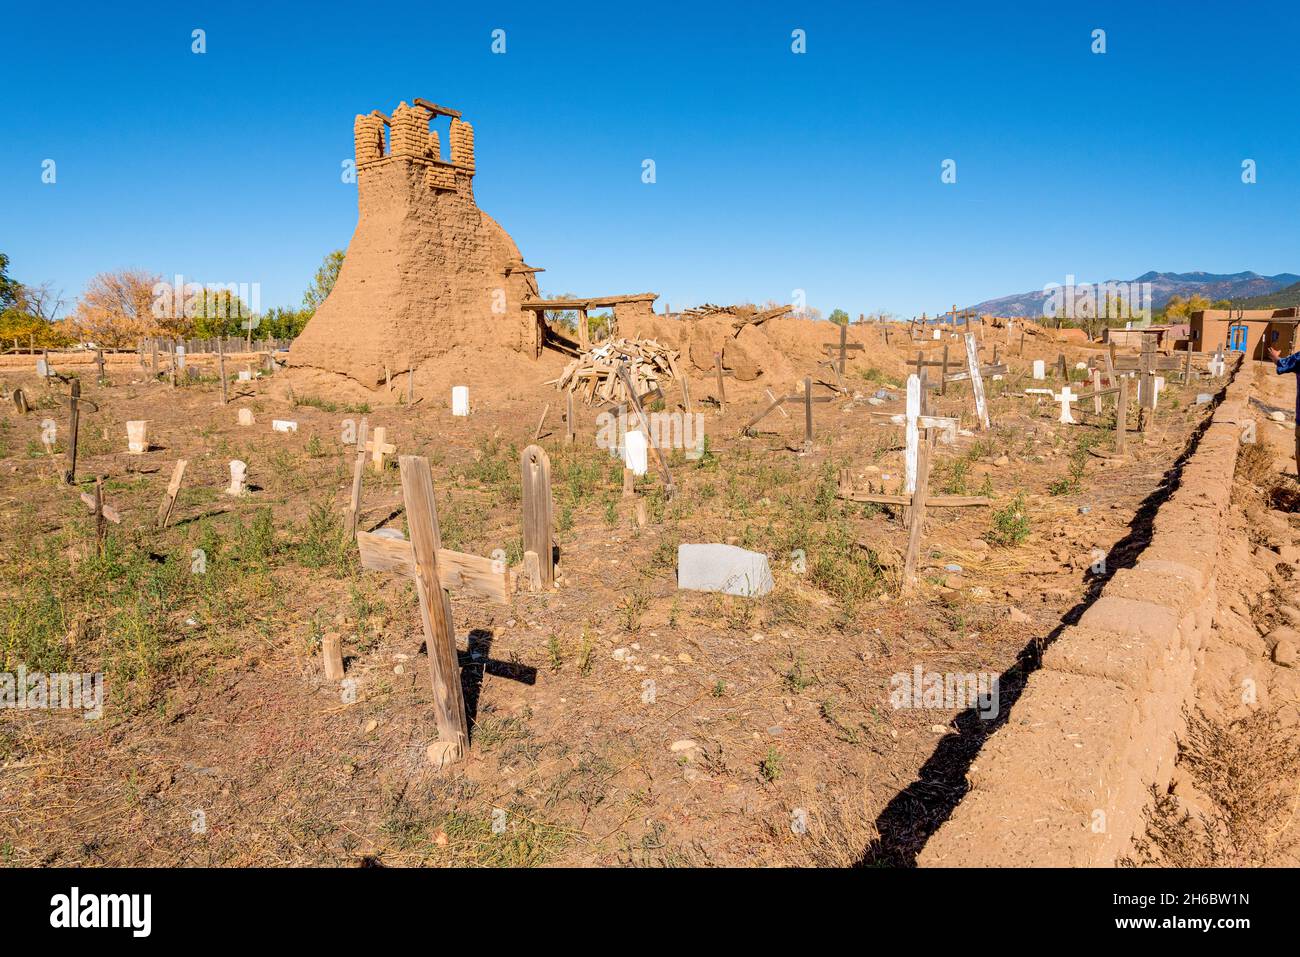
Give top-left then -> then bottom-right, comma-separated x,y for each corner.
940,344 -> 950,396
94,349 -> 105,384
1092,369 -> 1103,415
965,333 -> 990,431
12,388 -> 28,415
803,376 -> 814,452
398,455 -> 469,763
156,459 -> 188,529
714,352 -> 727,411
64,379 -> 82,485
521,445 -> 554,589
345,418 -> 369,538
1115,375 -> 1129,454
533,403 -> 550,440
576,308 -> 590,351
1138,338 -> 1154,432
93,477 -> 106,555
615,364 -> 675,497
1182,348 -> 1192,384
1056,353 -> 1067,381
564,390 -> 576,445
407,369 -> 415,404
217,337 -> 228,404
151,339 -> 158,377
902,426 -> 933,591
321,633 -> 345,681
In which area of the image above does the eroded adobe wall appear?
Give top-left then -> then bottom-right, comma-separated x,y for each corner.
288,102 -> 538,388
918,358 -> 1253,867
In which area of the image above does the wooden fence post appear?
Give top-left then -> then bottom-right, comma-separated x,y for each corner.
1115,376 -> 1129,455
344,418 -> 369,538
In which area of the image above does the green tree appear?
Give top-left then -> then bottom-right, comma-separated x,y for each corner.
0,253 -> 19,312
301,250 -> 345,315
828,308 -> 850,326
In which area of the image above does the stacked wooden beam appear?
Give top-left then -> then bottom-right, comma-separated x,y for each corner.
555,338 -> 677,407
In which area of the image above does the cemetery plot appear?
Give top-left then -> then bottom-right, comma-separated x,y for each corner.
0,326 -> 1233,866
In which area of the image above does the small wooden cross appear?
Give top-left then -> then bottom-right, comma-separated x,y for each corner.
365,426 -> 396,472
61,380 -> 98,485
740,377 -> 833,447
79,477 -> 122,555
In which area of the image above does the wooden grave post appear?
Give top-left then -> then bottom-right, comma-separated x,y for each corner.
217,336 -> 229,404
407,369 -> 415,404
354,456 -> 512,766
521,444 -> 555,589
156,459 -> 188,529
12,388 -> 28,415
94,349 -> 106,385
63,379 -> 95,485
564,390 -> 576,445
963,332 -> 991,431
1137,337 -> 1155,433
1115,376 -> 1129,454
740,381 -> 833,439
713,352 -> 733,412
1056,353 -> 1068,381
939,343 -> 950,396
533,403 -> 550,441
344,418 -> 369,538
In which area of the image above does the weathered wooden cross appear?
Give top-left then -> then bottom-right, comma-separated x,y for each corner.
355,455 -> 512,766
822,322 -> 865,375
740,376 -> 834,451
847,371 -> 991,588
79,477 -> 122,556
62,380 -> 98,485
344,417 -> 369,538
365,426 -> 396,472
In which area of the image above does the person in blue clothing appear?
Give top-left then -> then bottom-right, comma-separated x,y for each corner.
1268,345 -> 1300,476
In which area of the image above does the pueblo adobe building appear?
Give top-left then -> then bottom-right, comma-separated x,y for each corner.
288,98 -> 659,388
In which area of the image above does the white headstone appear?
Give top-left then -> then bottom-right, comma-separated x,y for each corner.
904,373 -> 921,493
238,370 -> 252,382
227,460 -> 247,496
176,346 -> 186,370
677,544 -> 774,597
624,429 -> 649,476
272,419 -> 298,433
1033,359 -> 1046,380
126,420 -> 148,454
237,408 -> 254,426
932,329 -> 941,340
451,385 -> 470,416
1152,376 -> 1165,409
36,359 -> 48,376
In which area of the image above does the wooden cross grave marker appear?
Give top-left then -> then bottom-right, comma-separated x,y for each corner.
712,352 -> 734,412
355,455 -> 512,766
79,477 -> 122,556
846,371 -> 991,588
365,426 -> 396,472
740,376 -> 834,451
615,362 -> 676,496
822,323 -> 865,375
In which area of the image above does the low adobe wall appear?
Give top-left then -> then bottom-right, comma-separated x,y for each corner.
919,358 -> 1254,866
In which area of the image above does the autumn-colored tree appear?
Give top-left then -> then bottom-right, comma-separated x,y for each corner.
301,249 -> 345,316
68,269 -> 163,348
0,254 -> 73,348
1163,293 -> 1212,321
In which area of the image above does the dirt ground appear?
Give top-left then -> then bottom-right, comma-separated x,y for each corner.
0,329 -> 1230,866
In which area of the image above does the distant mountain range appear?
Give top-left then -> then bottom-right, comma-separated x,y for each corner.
1230,281 -> 1300,309
968,271 -> 1300,318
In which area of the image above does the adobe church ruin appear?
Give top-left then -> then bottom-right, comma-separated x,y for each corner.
287,98 -> 658,388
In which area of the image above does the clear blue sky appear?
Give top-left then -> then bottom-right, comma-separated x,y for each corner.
4,0 -> 1299,319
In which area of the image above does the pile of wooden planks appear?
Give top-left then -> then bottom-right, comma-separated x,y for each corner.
555,338 -> 679,407
679,302 -> 793,335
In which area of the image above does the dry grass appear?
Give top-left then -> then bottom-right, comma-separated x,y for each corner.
1127,706 -> 1300,867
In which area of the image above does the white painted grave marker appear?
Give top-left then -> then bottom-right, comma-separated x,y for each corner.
272,419 -> 298,433
1053,386 -> 1079,424
237,408 -> 254,426
624,428 -> 649,476
226,460 -> 247,496
238,370 -> 252,382
451,386 -> 470,416
126,420 -> 148,454
1033,359 -> 1045,380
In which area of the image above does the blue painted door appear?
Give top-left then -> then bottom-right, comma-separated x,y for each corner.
1228,325 -> 1247,352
